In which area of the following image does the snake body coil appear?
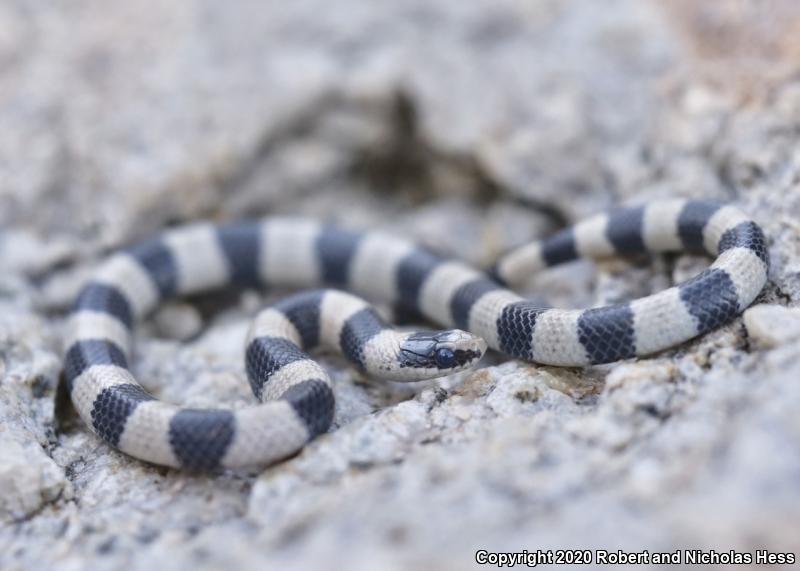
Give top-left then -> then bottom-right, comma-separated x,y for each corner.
64,199 -> 769,469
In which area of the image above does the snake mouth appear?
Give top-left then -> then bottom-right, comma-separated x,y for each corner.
448,348 -> 483,368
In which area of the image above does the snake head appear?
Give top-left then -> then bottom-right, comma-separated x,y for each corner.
397,329 -> 486,380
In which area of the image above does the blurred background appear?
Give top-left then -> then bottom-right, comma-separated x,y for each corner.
1,1 -> 799,569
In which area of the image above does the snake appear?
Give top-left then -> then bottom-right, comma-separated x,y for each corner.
63,199 -> 769,470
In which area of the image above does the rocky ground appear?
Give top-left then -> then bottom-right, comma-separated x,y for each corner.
1,1 -> 799,569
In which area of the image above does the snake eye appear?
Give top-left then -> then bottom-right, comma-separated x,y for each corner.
435,348 -> 456,368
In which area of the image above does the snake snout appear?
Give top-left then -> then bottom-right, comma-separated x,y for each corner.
433,329 -> 486,369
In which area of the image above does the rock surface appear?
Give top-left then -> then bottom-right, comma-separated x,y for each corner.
2,0 -> 800,569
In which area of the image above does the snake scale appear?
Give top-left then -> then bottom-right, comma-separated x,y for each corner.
63,199 -> 769,470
